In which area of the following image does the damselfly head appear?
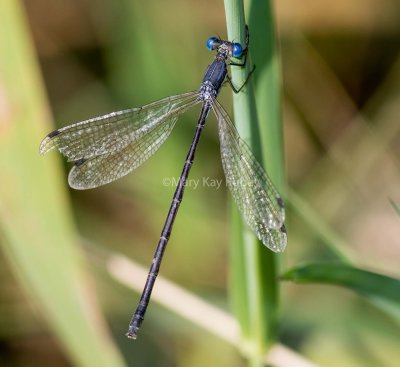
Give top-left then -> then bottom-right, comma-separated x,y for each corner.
206,37 -> 244,59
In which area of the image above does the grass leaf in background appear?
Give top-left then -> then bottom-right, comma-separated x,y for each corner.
0,2 -> 125,366
389,198 -> 400,216
286,188 -> 356,262
281,263 -> 400,324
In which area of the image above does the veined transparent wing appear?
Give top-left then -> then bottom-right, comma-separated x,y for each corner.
211,98 -> 287,252
69,113 -> 183,189
40,91 -> 201,189
39,92 -> 199,161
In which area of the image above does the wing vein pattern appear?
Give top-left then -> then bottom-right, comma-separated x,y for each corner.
40,92 -> 200,189
211,98 -> 287,252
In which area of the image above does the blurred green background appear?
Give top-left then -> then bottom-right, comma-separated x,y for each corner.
1,0 -> 399,366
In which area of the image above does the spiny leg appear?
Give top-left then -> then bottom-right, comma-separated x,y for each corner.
226,64 -> 256,94
226,25 -> 255,93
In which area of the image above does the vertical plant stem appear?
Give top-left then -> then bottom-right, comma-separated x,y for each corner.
248,0 -> 284,347
224,0 -> 284,365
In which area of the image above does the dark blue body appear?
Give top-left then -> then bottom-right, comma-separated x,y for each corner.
201,57 -> 227,95
127,38 -> 241,339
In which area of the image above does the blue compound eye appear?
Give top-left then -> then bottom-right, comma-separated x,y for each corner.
206,37 -> 220,51
232,43 -> 243,58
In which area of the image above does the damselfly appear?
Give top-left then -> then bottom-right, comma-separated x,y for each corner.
40,26 -> 287,339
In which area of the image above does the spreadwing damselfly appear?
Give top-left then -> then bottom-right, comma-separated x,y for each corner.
40,26 -> 287,339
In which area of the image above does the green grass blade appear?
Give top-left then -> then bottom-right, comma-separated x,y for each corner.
281,264 -> 400,323
248,0 -> 283,350
224,0 -> 284,363
0,2 -> 125,366
286,188 -> 357,262
249,0 -> 284,185
389,198 -> 400,216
